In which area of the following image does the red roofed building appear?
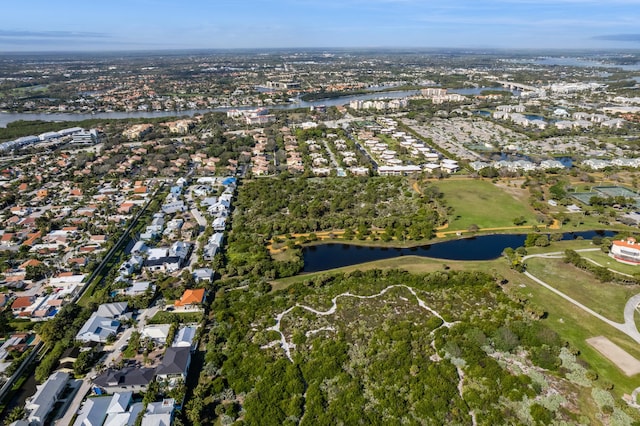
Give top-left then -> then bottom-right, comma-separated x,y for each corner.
174,288 -> 206,310
11,296 -> 35,316
610,237 -> 640,265
19,259 -> 43,270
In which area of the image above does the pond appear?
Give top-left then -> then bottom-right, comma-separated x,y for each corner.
302,230 -> 615,272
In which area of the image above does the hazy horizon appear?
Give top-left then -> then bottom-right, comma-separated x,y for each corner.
2,0 -> 640,52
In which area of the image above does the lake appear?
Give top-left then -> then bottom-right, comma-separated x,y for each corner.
302,231 -> 615,272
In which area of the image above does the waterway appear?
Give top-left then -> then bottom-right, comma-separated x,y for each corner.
0,369 -> 36,424
302,230 -> 614,272
0,90 -> 421,128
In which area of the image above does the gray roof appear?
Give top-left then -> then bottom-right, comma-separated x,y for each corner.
73,396 -> 111,426
147,398 -> 175,414
27,371 -> 69,424
141,413 -> 171,426
107,391 -> 132,414
93,366 -> 155,389
97,302 -> 128,319
76,313 -> 120,343
172,325 -> 197,349
156,347 -> 191,377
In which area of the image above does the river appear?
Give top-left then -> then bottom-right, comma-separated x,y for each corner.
302,231 -> 614,272
0,90 -> 421,128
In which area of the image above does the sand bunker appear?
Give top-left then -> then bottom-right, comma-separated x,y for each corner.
587,336 -> 640,376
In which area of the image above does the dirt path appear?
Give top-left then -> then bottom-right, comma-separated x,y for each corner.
265,284 -> 457,362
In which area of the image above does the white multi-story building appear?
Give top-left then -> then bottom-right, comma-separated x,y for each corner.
611,237 -> 640,265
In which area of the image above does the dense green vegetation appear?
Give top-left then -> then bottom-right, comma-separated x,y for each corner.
233,176 -> 442,237
224,176 -> 444,279
184,269 -> 635,425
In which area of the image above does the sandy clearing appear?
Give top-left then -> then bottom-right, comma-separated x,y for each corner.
587,336 -> 640,376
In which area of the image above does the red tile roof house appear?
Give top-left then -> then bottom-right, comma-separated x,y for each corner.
174,288 -> 206,311
19,259 -> 43,270
0,233 -> 16,246
89,235 -> 108,245
11,296 -> 36,317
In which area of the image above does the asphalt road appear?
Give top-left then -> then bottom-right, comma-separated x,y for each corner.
54,304 -> 160,425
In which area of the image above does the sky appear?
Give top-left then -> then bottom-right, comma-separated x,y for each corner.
1,0 -> 640,52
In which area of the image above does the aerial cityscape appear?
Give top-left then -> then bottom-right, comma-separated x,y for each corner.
1,1 -> 640,426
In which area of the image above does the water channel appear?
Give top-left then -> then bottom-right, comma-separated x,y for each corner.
0,90 -> 422,128
302,230 -> 615,272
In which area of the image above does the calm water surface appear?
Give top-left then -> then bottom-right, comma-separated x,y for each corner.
302,231 -> 614,272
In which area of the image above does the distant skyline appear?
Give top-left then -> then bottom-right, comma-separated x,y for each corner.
1,0 -> 640,52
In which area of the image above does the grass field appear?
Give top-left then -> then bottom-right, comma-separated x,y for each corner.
579,249 -> 640,276
148,310 -> 203,324
526,257 -> 639,324
508,273 -> 640,396
435,179 -> 539,231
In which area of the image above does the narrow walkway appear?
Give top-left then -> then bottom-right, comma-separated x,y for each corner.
523,251 -> 640,344
582,256 -> 634,278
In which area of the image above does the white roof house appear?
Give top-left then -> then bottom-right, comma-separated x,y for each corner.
73,396 -> 112,426
104,402 -> 144,426
107,391 -> 132,414
141,413 -> 171,426
142,324 -> 171,342
76,313 -> 120,343
173,325 -> 198,351
27,371 -> 70,426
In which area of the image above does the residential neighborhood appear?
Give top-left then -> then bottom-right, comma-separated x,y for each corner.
1,47 -> 640,425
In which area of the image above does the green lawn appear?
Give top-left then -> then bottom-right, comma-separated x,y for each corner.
270,255 -> 495,291
579,250 -> 640,276
526,257 -> 639,324
435,179 -> 538,231
508,273 -> 640,396
148,310 -> 203,324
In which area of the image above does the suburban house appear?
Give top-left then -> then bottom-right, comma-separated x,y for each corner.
192,268 -> 214,283
141,399 -> 175,426
11,295 -> 36,317
73,395 -> 112,426
172,325 -> 198,352
203,233 -> 224,261
142,324 -> 171,343
92,366 -> 156,393
174,288 -> 206,310
26,371 -> 70,426
57,346 -> 82,373
143,255 -> 181,273
143,243 -> 191,273
96,302 -> 129,320
76,313 -> 121,343
102,391 -> 146,426
610,237 -> 640,265
155,347 -> 191,385
115,281 -> 156,297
